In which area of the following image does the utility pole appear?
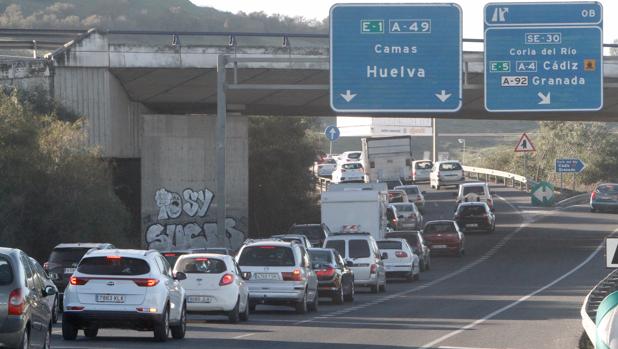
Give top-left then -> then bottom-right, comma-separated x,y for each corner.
432,118 -> 437,163
458,138 -> 466,164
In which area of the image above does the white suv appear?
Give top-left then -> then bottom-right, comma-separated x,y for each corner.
62,249 -> 187,342
323,233 -> 386,294
236,240 -> 318,314
430,160 -> 465,190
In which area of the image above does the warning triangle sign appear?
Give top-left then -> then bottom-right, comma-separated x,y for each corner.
514,132 -> 536,153
606,238 -> 618,268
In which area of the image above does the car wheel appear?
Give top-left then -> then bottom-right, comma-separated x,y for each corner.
153,306 -> 170,342
379,279 -> 386,292
308,291 -> 319,312
62,315 -> 78,340
171,304 -> 186,339
84,327 -> 98,338
228,298 -> 241,323
249,302 -> 257,313
436,185 -> 441,190
332,286 -> 344,305
413,268 -> 420,281
295,291 -> 308,314
51,296 -> 58,324
43,324 -> 51,349
344,282 -> 354,302
239,297 -> 250,322
419,258 -> 426,272
370,281 -> 379,294
20,327 -> 29,349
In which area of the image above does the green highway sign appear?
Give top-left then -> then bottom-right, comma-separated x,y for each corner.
531,181 -> 555,207
489,61 -> 510,73
361,20 -> 384,33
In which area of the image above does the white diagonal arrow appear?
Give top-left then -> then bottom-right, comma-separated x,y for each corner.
340,90 -> 357,102
533,186 -> 553,202
537,92 -> 551,105
435,90 -> 452,102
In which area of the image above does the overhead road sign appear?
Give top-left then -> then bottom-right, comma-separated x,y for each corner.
514,132 -> 535,152
330,3 -> 462,113
484,2 -> 603,112
531,180 -> 555,207
325,125 -> 341,142
606,237 -> 618,268
555,158 -> 586,173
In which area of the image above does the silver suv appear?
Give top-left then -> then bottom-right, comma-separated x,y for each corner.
236,240 -> 318,314
0,247 -> 56,349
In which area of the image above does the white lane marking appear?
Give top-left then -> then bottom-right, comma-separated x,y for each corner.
419,239 -> 606,349
232,333 -> 256,339
294,194 -> 530,326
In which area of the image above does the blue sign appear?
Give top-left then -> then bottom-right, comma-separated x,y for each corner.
324,125 -> 340,142
555,158 -> 586,173
484,2 -> 603,112
330,4 -> 462,113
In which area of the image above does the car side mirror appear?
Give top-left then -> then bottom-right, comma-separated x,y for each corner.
381,252 -> 388,260
346,260 -> 354,267
43,285 -> 57,297
174,271 -> 187,281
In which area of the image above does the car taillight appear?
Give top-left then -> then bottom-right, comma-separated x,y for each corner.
316,266 -> 336,279
133,278 -> 159,287
69,276 -> 88,286
282,269 -> 304,281
8,289 -> 24,315
592,191 -> 597,200
219,273 -> 234,286
370,264 -> 377,274
395,251 -> 408,258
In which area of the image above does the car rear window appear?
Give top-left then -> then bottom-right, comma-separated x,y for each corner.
289,226 -> 324,241
49,248 -> 92,264
393,204 -> 414,212
238,246 -> 296,267
424,223 -> 457,235
324,240 -> 346,256
397,186 -> 419,195
597,184 -> 618,194
385,233 -> 419,246
347,152 -> 361,160
342,163 -> 363,170
162,252 -> 186,267
0,256 -> 13,285
309,250 -> 333,265
377,241 -> 402,250
385,180 -> 402,189
439,163 -> 462,171
349,240 -> 371,258
176,258 -> 226,274
460,205 -> 487,216
77,257 -> 150,276
463,186 -> 486,196
415,161 -> 432,170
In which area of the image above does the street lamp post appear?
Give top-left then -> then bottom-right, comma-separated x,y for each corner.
458,138 -> 466,164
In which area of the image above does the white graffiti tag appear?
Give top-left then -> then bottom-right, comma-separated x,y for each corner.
145,218 -> 245,250
182,189 -> 213,217
156,188 -> 213,219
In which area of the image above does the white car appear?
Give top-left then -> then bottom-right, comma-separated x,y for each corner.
412,160 -> 433,182
394,184 -> 426,211
457,182 -> 494,210
331,162 -> 366,184
377,239 -> 420,281
324,232 -> 386,294
174,253 -> 249,323
62,249 -> 187,342
430,160 -> 465,190
337,151 -> 363,164
316,158 -> 337,178
237,240 -> 319,314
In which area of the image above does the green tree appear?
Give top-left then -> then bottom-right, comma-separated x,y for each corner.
0,89 -> 132,261
249,116 -> 320,237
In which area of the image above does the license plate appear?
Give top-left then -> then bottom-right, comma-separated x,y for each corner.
187,296 -> 212,303
254,273 -> 280,280
433,245 -> 448,249
466,224 -> 479,228
96,294 -> 125,303
64,268 -> 76,274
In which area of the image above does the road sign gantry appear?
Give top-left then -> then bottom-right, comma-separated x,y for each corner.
484,2 -> 603,112
329,3 -> 462,113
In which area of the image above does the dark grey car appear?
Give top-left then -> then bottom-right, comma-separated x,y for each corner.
0,247 -> 56,349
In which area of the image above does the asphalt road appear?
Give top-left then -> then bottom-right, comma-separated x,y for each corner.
51,184 -> 616,349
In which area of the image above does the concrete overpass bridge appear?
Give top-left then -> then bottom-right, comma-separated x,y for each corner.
1,28 -> 617,250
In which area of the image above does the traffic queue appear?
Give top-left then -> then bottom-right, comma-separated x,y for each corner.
0,148 -> 499,348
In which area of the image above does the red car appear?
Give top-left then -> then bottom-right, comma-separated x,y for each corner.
421,220 -> 465,257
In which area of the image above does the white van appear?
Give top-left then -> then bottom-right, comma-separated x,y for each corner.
323,233 -> 387,294
412,160 -> 433,182
457,182 -> 494,210
430,160 -> 465,190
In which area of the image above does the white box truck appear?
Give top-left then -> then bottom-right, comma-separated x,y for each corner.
321,185 -> 389,241
361,136 -> 414,183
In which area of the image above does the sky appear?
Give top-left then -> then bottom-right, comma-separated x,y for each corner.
190,0 -> 617,43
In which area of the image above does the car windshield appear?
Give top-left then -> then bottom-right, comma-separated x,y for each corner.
349,240 -> 371,258
415,161 -> 432,170
289,226 -> 324,241
463,186 -> 486,195
309,250 -> 333,265
424,223 -> 457,235
385,180 -> 403,189
597,184 -> 618,194
49,248 -> 92,265
238,246 -> 296,267
460,205 -> 487,215
342,163 -> 363,170
77,257 -> 150,275
0,256 -> 13,285
439,162 -> 462,171
176,257 -> 226,274
393,204 -> 415,212
377,241 -> 403,250
325,240 -> 346,256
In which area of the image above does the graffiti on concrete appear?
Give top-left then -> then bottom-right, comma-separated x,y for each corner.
146,187 -> 245,250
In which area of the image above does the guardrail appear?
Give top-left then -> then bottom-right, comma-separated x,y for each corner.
462,165 -> 533,192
